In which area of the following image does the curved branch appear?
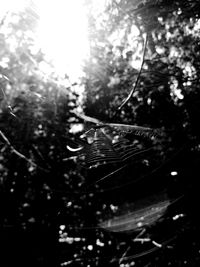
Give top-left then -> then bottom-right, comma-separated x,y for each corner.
117,33 -> 148,111
0,130 -> 49,173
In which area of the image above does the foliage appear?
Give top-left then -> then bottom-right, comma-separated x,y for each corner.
77,0 -> 200,266
1,1 -> 200,267
0,7 -> 79,266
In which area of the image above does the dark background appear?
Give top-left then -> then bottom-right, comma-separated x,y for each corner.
1,0 -> 200,266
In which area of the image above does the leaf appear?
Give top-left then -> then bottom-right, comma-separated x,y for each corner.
105,123 -> 162,139
99,193 -> 170,233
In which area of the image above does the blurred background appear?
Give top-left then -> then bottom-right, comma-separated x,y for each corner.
1,0 -> 200,266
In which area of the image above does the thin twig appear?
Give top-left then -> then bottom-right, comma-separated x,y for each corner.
58,235 -> 176,265
71,111 -> 102,124
119,245 -> 131,265
72,112 -> 159,137
0,11 -> 9,27
0,130 -> 49,173
117,33 -> 148,112
0,78 -> 18,118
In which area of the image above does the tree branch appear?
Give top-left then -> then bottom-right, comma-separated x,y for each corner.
0,130 -> 49,173
117,33 -> 148,112
71,111 -> 102,124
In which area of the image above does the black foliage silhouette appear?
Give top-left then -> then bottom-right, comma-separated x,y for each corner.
65,113 -> 188,264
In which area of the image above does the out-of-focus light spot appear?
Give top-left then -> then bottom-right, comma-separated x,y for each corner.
147,98 -> 151,105
64,237 -> 73,244
177,8 -> 182,15
120,263 -> 134,267
60,225 -> 65,230
66,201 -> 72,207
69,123 -> 84,134
137,222 -> 143,227
156,46 -> 165,54
87,245 -> 93,251
96,239 -> 104,247
74,237 -> 81,242
28,217 -> 36,223
110,204 -> 118,212
175,89 -> 184,100
59,235 -> 85,243
171,171 -> 178,176
173,214 -> 185,221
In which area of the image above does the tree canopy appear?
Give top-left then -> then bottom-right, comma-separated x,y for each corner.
1,1 -> 200,266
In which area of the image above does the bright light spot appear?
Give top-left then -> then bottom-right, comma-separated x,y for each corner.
60,225 -> 65,231
177,8 -> 182,15
175,89 -> 184,100
96,239 -> 104,247
69,123 -> 84,134
132,25 -> 140,36
120,264 -> 133,267
0,57 -> 10,69
183,62 -> 196,77
90,0 -> 107,15
194,19 -> 200,33
110,204 -> 118,212
74,237 -> 81,242
170,78 -> 184,100
171,171 -> 178,176
1,0 -> 90,80
156,46 -> 165,54
173,214 -> 185,221
87,245 -> 93,251
66,237 -> 74,244
66,201 -> 72,207
169,46 -> 181,58
0,0 -> 27,15
137,222 -> 143,227
147,98 -> 151,105
130,41 -> 144,70
34,0 -> 89,80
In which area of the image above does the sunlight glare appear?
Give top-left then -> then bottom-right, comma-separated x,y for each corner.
0,0 -> 27,15
35,0 -> 89,80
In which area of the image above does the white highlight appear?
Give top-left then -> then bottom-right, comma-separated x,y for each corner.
171,171 -> 178,176
66,145 -> 83,152
87,245 -> 93,250
35,0 -> 89,79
